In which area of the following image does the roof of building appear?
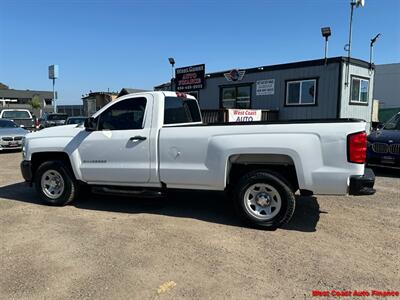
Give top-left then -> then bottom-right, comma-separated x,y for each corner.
81,91 -> 119,99
118,88 -> 149,97
375,63 -> 400,73
206,56 -> 372,79
0,82 -> 9,89
154,82 -> 172,90
0,89 -> 53,99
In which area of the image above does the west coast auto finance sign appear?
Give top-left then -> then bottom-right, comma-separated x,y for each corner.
228,109 -> 262,122
175,64 -> 205,91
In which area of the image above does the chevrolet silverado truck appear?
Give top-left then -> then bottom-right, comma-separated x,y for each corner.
20,91 -> 375,228
0,109 -> 35,131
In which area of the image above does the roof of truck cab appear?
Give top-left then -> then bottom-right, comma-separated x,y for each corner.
116,91 -> 196,100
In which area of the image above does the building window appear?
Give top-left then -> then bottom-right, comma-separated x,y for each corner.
45,99 -> 53,105
221,85 -> 251,109
18,98 -> 31,104
350,77 -> 369,104
285,79 -> 317,106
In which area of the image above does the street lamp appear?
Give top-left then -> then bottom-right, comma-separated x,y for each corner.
369,33 -> 381,68
321,27 -> 331,65
345,0 -> 365,86
168,57 -> 175,91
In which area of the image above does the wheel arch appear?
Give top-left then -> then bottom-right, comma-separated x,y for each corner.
226,153 -> 300,192
31,152 -> 77,181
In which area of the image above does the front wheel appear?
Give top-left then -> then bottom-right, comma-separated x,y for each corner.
232,170 -> 296,228
35,161 -> 78,206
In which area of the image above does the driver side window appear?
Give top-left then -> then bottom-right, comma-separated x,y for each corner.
98,97 -> 147,130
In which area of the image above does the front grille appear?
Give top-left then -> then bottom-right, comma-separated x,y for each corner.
1,136 -> 24,142
372,143 -> 389,154
389,144 -> 400,155
2,144 -> 21,148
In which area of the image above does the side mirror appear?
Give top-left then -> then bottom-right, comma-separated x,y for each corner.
84,117 -> 97,131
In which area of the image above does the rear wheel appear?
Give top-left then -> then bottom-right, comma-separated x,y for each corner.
232,170 -> 295,228
35,161 -> 77,206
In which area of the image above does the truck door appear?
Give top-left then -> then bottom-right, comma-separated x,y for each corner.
78,96 -> 151,184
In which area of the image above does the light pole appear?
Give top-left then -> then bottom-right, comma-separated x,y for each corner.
321,27 -> 331,65
345,0 -> 365,86
48,65 -> 59,113
369,33 -> 381,68
168,57 -> 175,91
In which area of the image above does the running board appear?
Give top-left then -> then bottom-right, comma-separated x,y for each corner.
92,186 -> 165,198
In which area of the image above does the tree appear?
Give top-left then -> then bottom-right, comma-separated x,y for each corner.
29,95 -> 41,109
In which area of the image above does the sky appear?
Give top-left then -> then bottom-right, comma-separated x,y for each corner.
0,0 -> 399,104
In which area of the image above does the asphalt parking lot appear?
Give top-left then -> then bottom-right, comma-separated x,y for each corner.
0,151 -> 399,299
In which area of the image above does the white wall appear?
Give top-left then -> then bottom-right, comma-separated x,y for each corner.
340,63 -> 374,131
374,63 -> 400,109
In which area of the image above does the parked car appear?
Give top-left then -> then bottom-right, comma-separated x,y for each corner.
66,116 -> 87,125
38,113 -> 68,129
0,109 -> 35,131
20,91 -> 375,228
0,119 -> 27,151
367,112 -> 400,168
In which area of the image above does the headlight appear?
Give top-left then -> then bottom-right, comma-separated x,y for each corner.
21,138 -> 27,159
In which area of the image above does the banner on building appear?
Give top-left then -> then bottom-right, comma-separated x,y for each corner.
228,109 -> 262,122
175,64 -> 205,91
256,79 -> 275,96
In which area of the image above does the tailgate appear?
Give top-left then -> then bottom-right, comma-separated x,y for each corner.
13,119 -> 35,128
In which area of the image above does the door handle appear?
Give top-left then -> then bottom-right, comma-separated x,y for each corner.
129,136 -> 147,141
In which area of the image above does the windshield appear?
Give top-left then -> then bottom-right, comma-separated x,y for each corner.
1,110 -> 31,119
0,119 -> 18,128
48,114 -> 68,121
383,113 -> 400,130
67,117 -> 86,124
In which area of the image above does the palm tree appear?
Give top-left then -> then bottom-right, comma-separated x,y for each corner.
29,95 -> 41,110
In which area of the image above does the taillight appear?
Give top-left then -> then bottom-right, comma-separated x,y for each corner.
347,131 -> 367,164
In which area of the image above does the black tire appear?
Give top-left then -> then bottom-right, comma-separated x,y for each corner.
232,170 -> 295,228
34,160 -> 78,206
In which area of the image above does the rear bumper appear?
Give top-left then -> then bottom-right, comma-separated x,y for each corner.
349,168 -> 376,195
20,160 -> 32,183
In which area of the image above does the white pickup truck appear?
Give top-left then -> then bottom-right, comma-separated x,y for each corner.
20,91 -> 375,228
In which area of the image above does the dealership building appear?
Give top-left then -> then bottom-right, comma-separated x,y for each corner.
155,56 -> 375,128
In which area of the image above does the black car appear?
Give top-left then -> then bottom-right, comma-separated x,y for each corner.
367,112 -> 400,168
38,113 -> 69,129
